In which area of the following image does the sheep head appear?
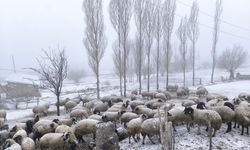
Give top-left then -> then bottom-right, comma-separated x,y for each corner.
184,107 -> 194,120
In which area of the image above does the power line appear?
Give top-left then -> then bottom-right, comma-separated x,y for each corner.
175,13 -> 250,41
176,0 -> 250,33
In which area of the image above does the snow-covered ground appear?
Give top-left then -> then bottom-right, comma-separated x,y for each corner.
2,68 -> 250,149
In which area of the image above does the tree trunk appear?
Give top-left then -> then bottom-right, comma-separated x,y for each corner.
147,53 -> 150,92
156,35 -> 160,90
229,70 -> 234,80
97,63 -> 100,99
119,43 -> 123,97
192,40 -> 195,86
166,37 -> 170,89
123,43 -> 127,97
211,52 -> 215,83
56,94 -> 60,116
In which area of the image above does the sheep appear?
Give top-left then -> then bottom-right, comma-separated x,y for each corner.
126,114 -> 148,143
145,99 -> 164,109
56,98 -> 69,107
177,87 -> 189,97
184,107 -> 222,137
163,106 -> 193,132
141,91 -> 156,99
70,109 -> 89,120
133,106 -> 155,118
207,98 -> 224,107
88,114 -> 103,122
73,119 -> 100,142
32,104 -> 50,116
12,115 -> 39,135
166,85 -> 178,92
196,86 -> 208,97
59,118 -> 77,126
130,100 -> 144,111
39,132 -> 78,150
210,106 -> 235,133
106,102 -> 128,112
55,125 -> 74,134
32,119 -> 59,141
65,101 -> 78,113
13,135 -> 35,150
55,125 -> 78,148
120,112 -> 139,127
234,106 -> 250,135
0,109 -> 7,121
131,90 -> 138,95
102,111 -> 123,126
140,118 -> 161,144
154,93 -> 167,101
12,129 -> 27,140
101,95 -> 123,104
238,92 -> 250,103
181,100 -> 196,107
3,139 -> 22,150
93,102 -> 108,115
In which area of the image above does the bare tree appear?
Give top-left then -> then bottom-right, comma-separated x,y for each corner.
30,48 -> 67,116
211,0 -> 223,83
218,45 -> 247,79
109,0 -> 123,96
112,41 -> 123,82
120,0 -> 132,97
154,0 -> 163,90
188,0 -> 199,86
68,68 -> 85,83
134,0 -> 146,94
162,0 -> 176,88
177,17 -> 189,87
144,0 -> 156,92
83,0 -> 107,99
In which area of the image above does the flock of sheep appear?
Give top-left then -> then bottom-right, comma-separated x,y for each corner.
0,85 -> 250,150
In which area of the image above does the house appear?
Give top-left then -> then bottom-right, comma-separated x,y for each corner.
0,73 -> 41,100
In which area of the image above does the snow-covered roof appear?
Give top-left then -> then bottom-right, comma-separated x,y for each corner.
4,73 -> 40,85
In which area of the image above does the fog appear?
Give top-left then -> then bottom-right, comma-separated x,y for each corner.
0,0 -> 250,75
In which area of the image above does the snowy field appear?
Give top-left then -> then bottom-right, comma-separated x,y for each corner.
2,68 -> 250,149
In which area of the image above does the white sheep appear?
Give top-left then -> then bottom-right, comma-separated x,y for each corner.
70,108 -> 89,120
64,101 -> 78,113
209,106 -> 235,133
184,107 -> 222,136
126,114 -> 148,143
13,135 -> 35,150
196,86 -> 208,97
102,111 -> 123,125
73,119 -> 100,142
32,119 -> 59,141
32,104 -> 50,116
120,112 -> 139,127
93,102 -> 108,114
234,106 -> 250,135
88,114 -> 103,121
39,132 -> 77,150
133,105 -> 155,118
141,118 -> 162,144
3,139 -> 22,150
0,109 -> 7,121
130,100 -> 144,111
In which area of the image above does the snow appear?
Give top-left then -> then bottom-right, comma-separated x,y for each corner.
4,73 -> 40,85
2,68 -> 250,149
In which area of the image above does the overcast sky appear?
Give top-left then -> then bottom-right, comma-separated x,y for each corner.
0,0 -> 250,75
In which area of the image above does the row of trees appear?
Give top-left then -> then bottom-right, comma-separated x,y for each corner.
32,0 -> 247,116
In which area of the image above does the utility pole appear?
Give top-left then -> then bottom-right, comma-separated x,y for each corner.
12,55 -> 16,73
